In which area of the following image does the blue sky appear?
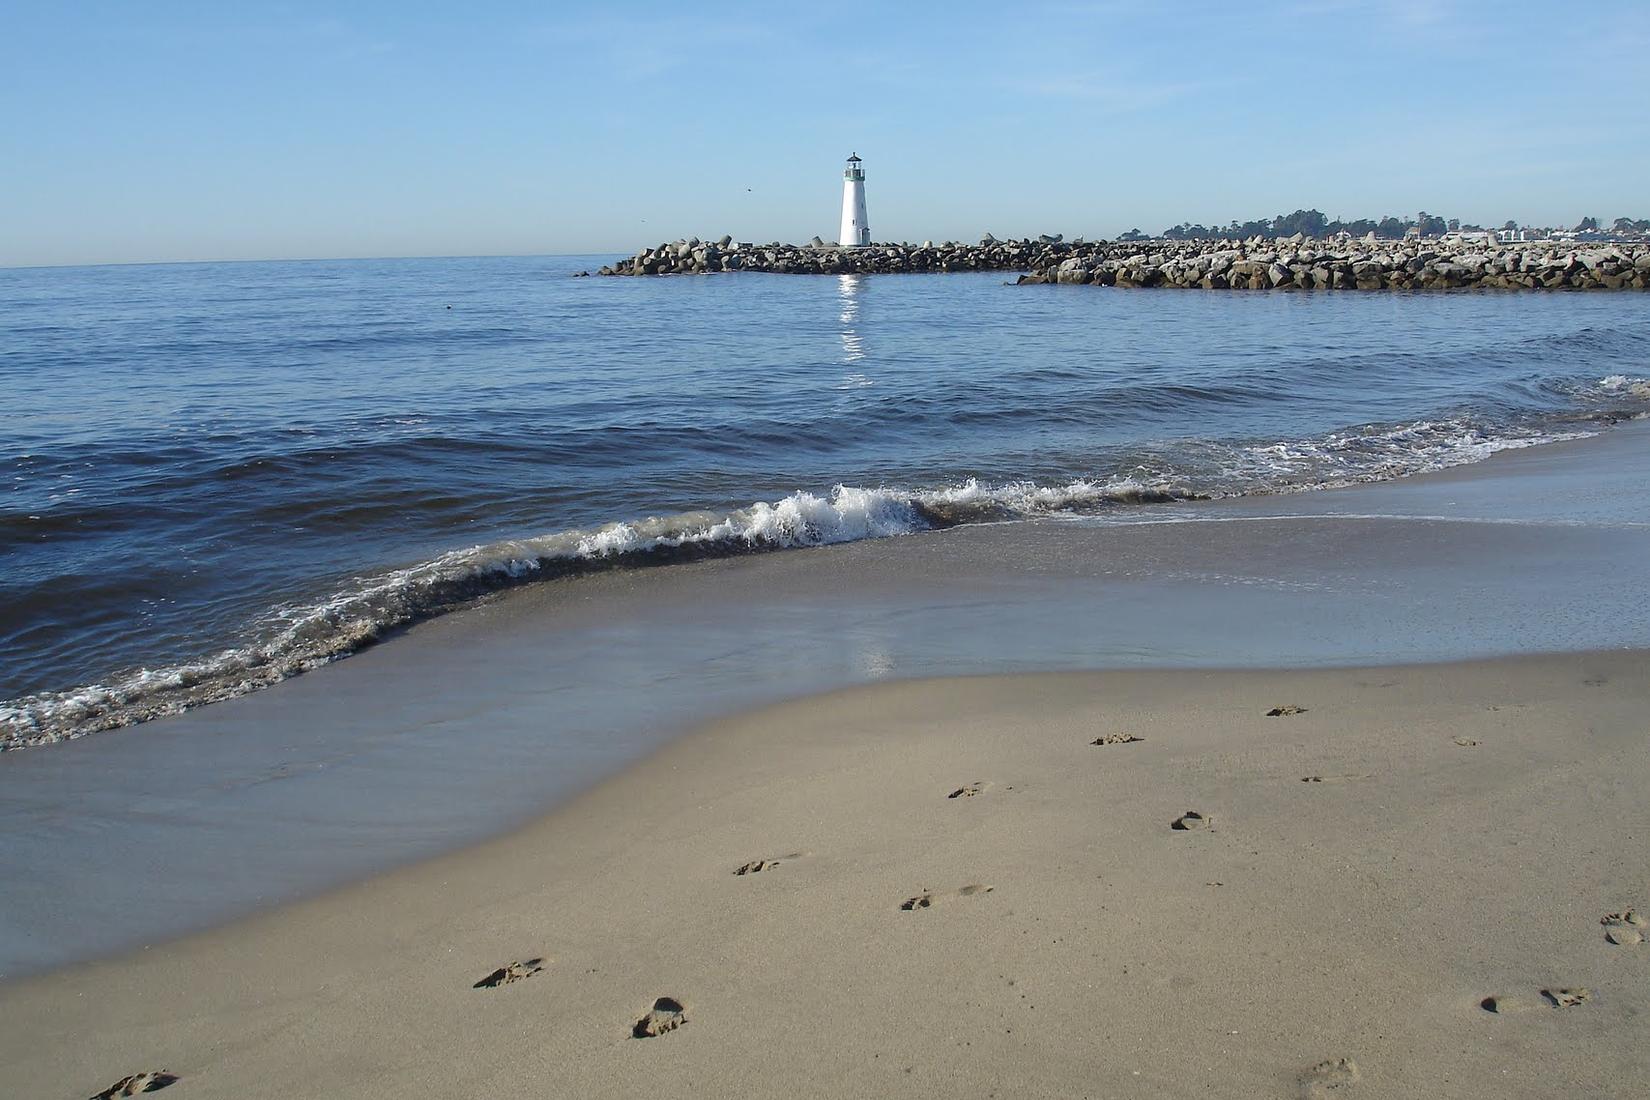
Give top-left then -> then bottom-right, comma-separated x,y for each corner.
4,1 -> 1648,266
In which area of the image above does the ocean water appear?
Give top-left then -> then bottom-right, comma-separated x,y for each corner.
2,255 -> 1648,748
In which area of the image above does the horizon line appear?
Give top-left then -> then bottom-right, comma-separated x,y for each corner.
0,250 -> 629,273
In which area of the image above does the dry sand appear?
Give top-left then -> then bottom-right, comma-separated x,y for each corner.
4,650 -> 1648,1098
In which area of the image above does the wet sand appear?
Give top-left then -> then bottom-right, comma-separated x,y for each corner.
2,421 -> 1648,977
3,652 -> 1648,1098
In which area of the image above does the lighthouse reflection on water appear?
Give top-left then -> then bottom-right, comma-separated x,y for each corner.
838,274 -> 866,367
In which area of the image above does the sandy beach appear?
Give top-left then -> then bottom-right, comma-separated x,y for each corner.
4,649 -> 1647,1098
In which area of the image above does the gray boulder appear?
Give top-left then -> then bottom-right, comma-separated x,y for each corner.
1054,257 -> 1091,284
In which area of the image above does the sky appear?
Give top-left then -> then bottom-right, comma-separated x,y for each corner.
4,1 -> 1648,267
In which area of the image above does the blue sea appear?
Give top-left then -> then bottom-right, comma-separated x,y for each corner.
2,255 -> 1648,747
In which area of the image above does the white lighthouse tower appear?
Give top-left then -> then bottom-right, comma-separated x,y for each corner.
840,153 -> 870,247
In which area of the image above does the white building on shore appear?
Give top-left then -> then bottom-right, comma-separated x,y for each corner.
840,153 -> 870,247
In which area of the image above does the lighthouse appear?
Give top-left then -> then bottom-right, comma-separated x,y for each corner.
840,153 -> 870,247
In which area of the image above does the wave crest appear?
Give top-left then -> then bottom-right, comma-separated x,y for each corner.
0,476 -> 1193,749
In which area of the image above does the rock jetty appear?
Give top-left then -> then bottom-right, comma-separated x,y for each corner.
598,235 -> 1650,290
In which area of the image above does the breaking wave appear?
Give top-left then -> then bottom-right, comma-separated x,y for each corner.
3,373 -> 1647,750
0,477 -> 1201,748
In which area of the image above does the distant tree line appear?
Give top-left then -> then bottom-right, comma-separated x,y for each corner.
1113,210 -> 1650,241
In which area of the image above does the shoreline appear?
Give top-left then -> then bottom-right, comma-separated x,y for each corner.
7,398 -> 1645,754
3,652 -> 1646,1096
2,419 -> 1648,978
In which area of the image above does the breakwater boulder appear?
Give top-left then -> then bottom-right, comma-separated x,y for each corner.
598,236 -> 1650,290
1016,238 -> 1650,291
597,236 -> 1056,276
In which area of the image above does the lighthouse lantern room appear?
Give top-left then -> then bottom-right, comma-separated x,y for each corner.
840,153 -> 870,247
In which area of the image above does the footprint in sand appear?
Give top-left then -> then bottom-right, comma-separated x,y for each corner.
733,851 -> 807,875
473,958 -> 544,988
632,996 -> 688,1038
91,1073 -> 178,1098
1091,733 -> 1143,746
1300,1057 -> 1359,1096
1170,810 -> 1213,831
900,884 -> 993,910
1542,988 -> 1591,1008
1480,988 -> 1592,1012
1267,705 -> 1308,717
948,781 -> 993,799
1452,737 -> 1480,748
1602,910 -> 1648,946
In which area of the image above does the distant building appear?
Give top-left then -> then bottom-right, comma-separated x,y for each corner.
839,153 -> 870,248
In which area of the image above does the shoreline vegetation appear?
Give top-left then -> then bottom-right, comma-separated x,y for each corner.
1144,209 -> 1647,242
596,234 -> 1650,289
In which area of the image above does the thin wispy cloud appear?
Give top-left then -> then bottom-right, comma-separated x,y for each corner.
526,13 -> 782,81
95,14 -> 398,59
1007,74 -> 1233,114
1032,1 -> 1140,16
1288,0 -> 1453,22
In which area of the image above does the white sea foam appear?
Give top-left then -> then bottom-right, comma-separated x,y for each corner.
1599,374 -> 1650,399
1239,417 -> 1595,490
